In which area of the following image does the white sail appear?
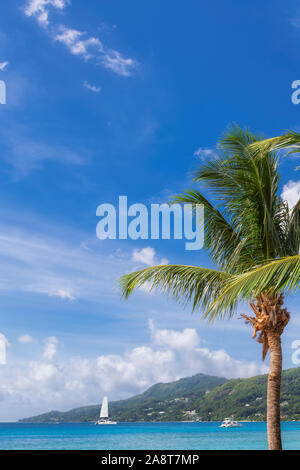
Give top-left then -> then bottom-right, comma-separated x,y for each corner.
100,396 -> 109,419
95,396 -> 117,424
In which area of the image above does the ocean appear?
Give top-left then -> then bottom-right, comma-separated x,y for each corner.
0,422 -> 299,450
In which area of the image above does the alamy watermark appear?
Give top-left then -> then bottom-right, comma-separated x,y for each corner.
291,340 -> 300,365
0,334 -> 7,365
96,196 -> 204,250
0,80 -> 6,105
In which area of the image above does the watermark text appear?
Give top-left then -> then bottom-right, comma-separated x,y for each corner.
96,196 -> 204,251
0,80 -> 6,105
0,334 -> 7,364
291,340 -> 300,365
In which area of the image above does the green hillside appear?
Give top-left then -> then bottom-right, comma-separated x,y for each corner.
20,368 -> 300,423
194,367 -> 300,421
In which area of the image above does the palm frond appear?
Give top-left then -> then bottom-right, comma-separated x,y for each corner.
205,255 -> 300,321
120,264 -> 231,311
173,189 -> 256,272
218,123 -> 261,153
285,199 -> 300,255
120,125 -> 300,326
193,126 -> 286,261
248,131 -> 300,158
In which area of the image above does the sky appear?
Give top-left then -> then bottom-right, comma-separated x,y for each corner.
1,0 -> 300,421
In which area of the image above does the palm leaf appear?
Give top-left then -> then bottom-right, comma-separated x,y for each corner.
249,131 -> 300,158
193,126 -> 286,261
285,199 -> 300,255
120,264 -> 231,311
120,125 -> 300,328
205,255 -> 300,321
218,123 -> 261,153
173,189 -> 256,272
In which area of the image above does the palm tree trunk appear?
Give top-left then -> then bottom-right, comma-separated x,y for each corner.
266,331 -> 282,450
242,293 -> 289,450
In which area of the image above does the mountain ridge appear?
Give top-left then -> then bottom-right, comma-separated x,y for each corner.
19,368 -> 300,422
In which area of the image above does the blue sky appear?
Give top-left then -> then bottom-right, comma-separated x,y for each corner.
1,0 -> 300,420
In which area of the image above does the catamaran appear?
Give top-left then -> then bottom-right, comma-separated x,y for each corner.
220,418 -> 242,428
96,396 -> 117,425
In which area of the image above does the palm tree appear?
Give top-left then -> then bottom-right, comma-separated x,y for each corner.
120,124 -> 300,450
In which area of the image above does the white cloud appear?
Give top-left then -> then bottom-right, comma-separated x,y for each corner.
281,180 -> 300,208
0,323 -> 268,421
160,258 -> 169,265
0,222 -> 169,303
50,289 -> 76,300
194,147 -> 214,161
148,321 -> 268,380
0,62 -> 8,71
24,0 -> 69,27
149,320 -> 199,351
55,27 -> 103,60
83,81 -> 101,93
132,247 -> 155,265
132,247 -> 168,266
18,335 -> 33,343
0,216 -> 139,303
43,336 -> 59,360
0,211 -> 161,308
102,50 -> 136,77
54,27 -> 136,76
23,2 -> 137,76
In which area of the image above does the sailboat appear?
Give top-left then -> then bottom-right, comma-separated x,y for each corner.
96,396 -> 117,425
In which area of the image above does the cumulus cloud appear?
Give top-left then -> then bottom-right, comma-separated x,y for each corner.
43,336 -> 59,361
18,334 -> 33,343
150,321 -> 268,379
0,323 -> 268,420
0,62 -> 8,71
132,247 -> 168,266
281,180 -> 300,208
149,319 -> 199,351
83,81 -> 101,93
132,247 -> 155,265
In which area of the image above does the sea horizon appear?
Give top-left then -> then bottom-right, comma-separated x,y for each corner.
1,421 -> 300,450
8,419 -> 300,423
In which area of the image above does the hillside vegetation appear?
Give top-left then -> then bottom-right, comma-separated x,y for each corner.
20,368 -> 300,422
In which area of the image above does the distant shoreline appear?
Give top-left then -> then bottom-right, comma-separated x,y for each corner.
17,368 -> 300,424
11,420 -> 300,424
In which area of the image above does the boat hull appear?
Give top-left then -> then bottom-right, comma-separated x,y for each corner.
95,420 -> 117,425
220,418 -> 242,427
220,424 -> 242,427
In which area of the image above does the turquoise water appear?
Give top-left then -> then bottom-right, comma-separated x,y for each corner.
0,422 -> 299,450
